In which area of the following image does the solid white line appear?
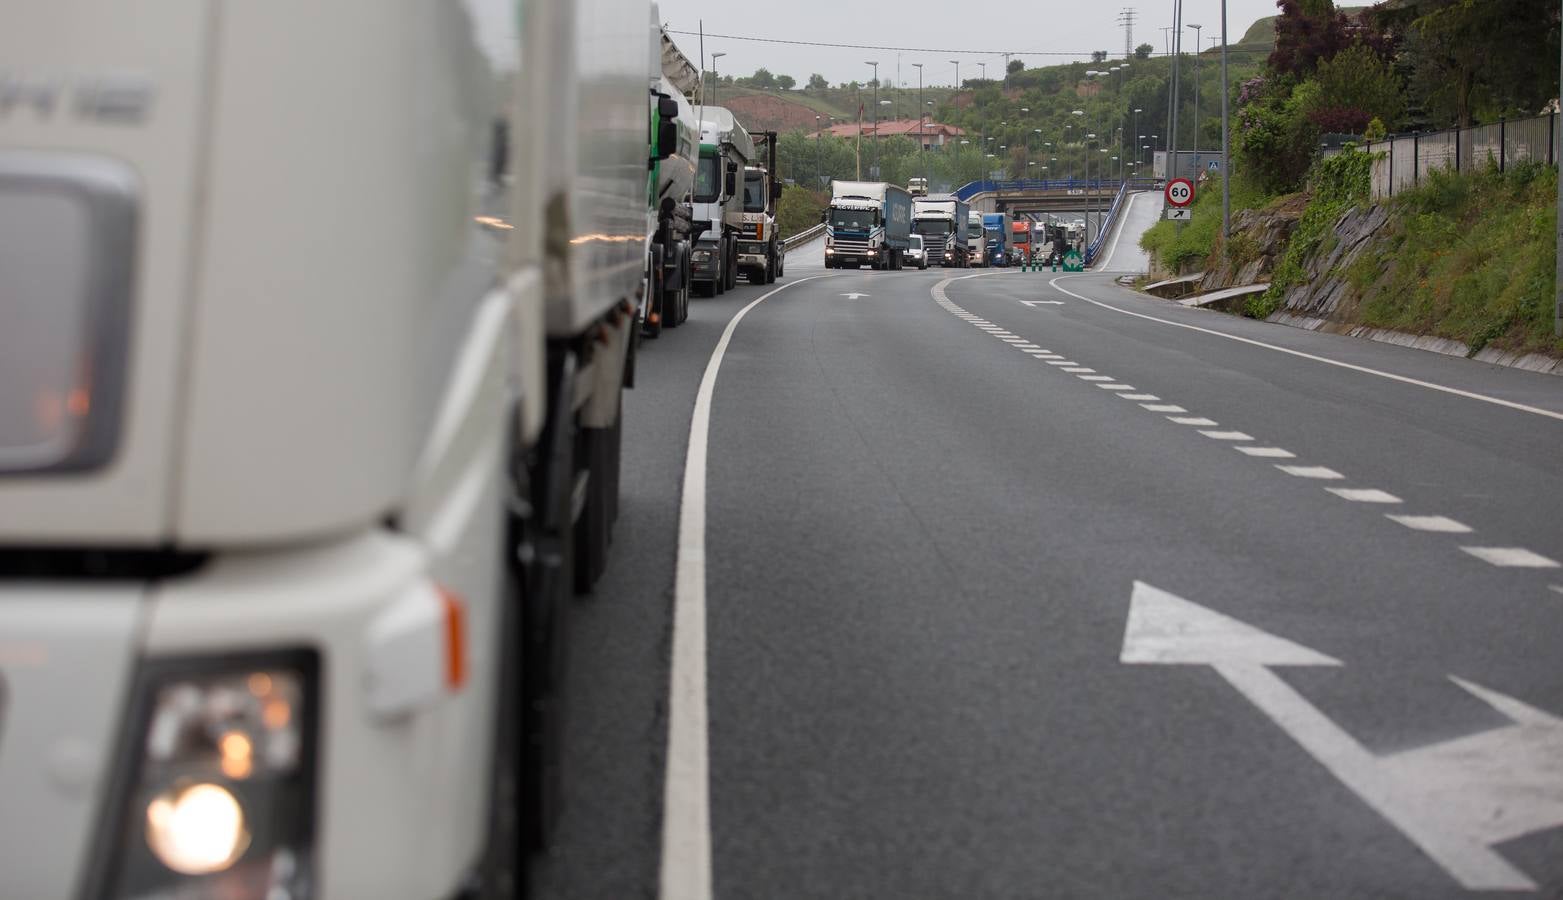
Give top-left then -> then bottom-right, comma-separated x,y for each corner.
1141,404 -> 1187,413
661,273 -> 831,900
1235,446 -> 1296,458
1122,394 -> 1161,402
1276,465 -> 1345,480
1326,488 -> 1403,504
1460,547 -> 1561,568
1168,416 -> 1217,426
1386,515 -> 1473,534
1098,383 -> 1136,390
1079,375 -> 1115,381
1198,430 -> 1255,441
1048,276 -> 1563,423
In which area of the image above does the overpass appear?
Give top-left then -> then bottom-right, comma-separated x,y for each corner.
955,178 -> 1160,218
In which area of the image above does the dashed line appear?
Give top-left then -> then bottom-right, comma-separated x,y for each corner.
1327,488 -> 1402,504
1276,465 -> 1345,480
1168,416 -> 1217,426
1098,384 -> 1136,390
1141,404 -> 1187,413
1235,446 -> 1296,458
1121,394 -> 1161,402
1078,375 -> 1115,382
1062,367 -> 1096,373
1197,430 -> 1254,442
1460,547 -> 1561,568
1386,515 -> 1473,534
1046,361 -> 1080,366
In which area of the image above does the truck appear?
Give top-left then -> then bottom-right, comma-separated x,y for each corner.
1,0 -> 661,897
912,194 -> 970,267
823,180 -> 913,270
908,176 -> 929,197
983,211 -> 1015,267
967,210 -> 988,267
1010,219 -> 1033,265
642,73 -> 700,337
737,130 -> 785,284
691,108 -> 753,296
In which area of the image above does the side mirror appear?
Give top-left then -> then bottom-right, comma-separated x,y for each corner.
820,209 -> 829,224
724,167 -> 737,197
652,94 -> 679,164
770,180 -> 783,202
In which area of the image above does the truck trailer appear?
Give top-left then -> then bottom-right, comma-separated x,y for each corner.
983,212 -> 1015,267
824,180 -> 913,270
691,108 -> 753,296
912,194 -> 970,267
0,0 -> 663,897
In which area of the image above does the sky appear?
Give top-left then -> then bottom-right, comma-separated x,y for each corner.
655,0 -> 1284,90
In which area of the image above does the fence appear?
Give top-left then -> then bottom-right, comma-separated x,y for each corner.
1085,180 -> 1135,266
1362,112 -> 1562,199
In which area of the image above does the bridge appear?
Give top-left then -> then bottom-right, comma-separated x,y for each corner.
955,178 -> 1160,217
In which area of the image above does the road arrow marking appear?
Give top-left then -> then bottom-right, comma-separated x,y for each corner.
1121,581 -> 1563,891
1020,299 -> 1065,306
840,292 -> 870,300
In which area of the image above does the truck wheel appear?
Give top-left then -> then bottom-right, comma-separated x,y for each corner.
764,257 -> 775,284
714,259 -> 726,295
725,247 -> 738,291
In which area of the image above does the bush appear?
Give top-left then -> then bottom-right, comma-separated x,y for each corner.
1250,145 -> 1373,317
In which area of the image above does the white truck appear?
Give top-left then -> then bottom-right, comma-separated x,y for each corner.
690,108 -> 753,296
912,194 -> 970,267
0,0 -> 659,898
823,180 -> 914,270
736,130 -> 785,284
967,210 -> 989,267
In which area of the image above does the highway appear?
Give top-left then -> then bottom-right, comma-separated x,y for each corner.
530,206 -> 1563,899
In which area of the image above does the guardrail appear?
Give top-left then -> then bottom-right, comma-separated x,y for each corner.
1084,180 -> 1137,268
954,178 -> 1125,201
782,223 -> 825,248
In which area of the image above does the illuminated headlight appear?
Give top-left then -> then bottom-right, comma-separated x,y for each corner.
691,249 -> 713,262
94,653 -> 317,900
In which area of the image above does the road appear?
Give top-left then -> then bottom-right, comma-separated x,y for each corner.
530,211 -> 1563,899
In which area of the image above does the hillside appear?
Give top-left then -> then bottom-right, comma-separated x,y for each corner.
716,84 -> 956,135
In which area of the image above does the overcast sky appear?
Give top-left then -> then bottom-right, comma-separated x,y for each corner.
656,0 -> 1283,89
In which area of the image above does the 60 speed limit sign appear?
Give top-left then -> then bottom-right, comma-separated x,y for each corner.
1165,177 -> 1195,207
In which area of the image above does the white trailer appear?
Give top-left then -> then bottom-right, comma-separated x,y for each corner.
0,0 -> 657,897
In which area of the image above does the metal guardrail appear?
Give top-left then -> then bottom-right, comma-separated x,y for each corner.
782,223 -> 825,248
1084,180 -> 1135,267
953,178 -> 1139,201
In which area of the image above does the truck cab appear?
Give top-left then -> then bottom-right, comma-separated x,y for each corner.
736,130 -> 783,284
967,210 -> 987,267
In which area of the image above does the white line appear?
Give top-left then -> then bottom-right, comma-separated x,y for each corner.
1046,361 -> 1079,366
1460,547 -> 1561,568
661,273 -> 830,900
1276,465 -> 1346,480
1326,488 -> 1403,504
1386,515 -> 1473,534
1098,383 -> 1136,390
1079,375 -> 1115,382
1121,394 -> 1161,402
1167,416 -> 1217,426
1012,343 -> 1040,349
1235,446 -> 1296,458
1001,337 -> 1029,343
1549,585 -> 1563,596
1062,367 -> 1096,373
1048,276 -> 1563,423
1198,430 -> 1255,441
1141,404 -> 1187,413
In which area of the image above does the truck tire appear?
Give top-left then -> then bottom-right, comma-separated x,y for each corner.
725,244 -> 738,291
764,256 -> 775,284
714,257 -> 726,295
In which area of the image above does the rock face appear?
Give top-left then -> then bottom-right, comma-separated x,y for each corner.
1275,204 -> 1392,317
1197,197 -> 1305,291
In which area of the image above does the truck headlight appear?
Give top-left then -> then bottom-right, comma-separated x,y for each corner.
691,248 -> 712,262
93,652 -> 317,900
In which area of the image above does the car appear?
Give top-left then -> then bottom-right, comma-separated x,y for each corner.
906,234 -> 929,269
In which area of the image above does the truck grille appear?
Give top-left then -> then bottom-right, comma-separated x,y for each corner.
922,235 -> 948,261
832,237 -> 872,255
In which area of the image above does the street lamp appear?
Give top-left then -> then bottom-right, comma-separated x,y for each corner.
912,62 -> 924,156
978,61 -> 987,83
866,60 -> 879,161
710,52 -> 726,107
1188,23 -> 1203,174
1070,108 -> 1084,185
1133,108 -> 1143,180
950,59 -> 960,93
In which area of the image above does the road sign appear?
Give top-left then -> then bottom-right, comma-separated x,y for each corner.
1062,250 -> 1083,272
1121,581 -> 1563,892
1164,208 -> 1192,221
1207,160 -> 1220,172
1165,177 -> 1194,207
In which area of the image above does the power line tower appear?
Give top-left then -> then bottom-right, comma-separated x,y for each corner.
1118,8 -> 1137,60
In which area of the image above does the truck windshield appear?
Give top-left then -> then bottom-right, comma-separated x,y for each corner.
986,228 -> 1002,240
743,173 -> 765,212
915,221 -> 951,235
695,155 -> 721,203
830,208 -> 875,231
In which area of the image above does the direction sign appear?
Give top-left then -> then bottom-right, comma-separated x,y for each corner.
1164,208 -> 1192,221
1165,177 -> 1194,207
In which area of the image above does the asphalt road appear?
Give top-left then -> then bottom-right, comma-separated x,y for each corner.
530,226 -> 1563,899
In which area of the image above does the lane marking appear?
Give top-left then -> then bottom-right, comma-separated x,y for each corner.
1122,394 -> 1161,401
1062,367 -> 1096,373
1168,416 -> 1217,426
1327,488 -> 1403,504
1098,384 -> 1136,390
1276,465 -> 1345,480
1460,547 -> 1561,568
1141,404 -> 1187,413
1046,361 -> 1080,366
1048,275 -> 1563,424
661,273 -> 832,900
1235,446 -> 1296,458
1079,375 -> 1115,382
1198,430 -> 1255,442
1549,585 -> 1563,596
1387,515 -> 1473,534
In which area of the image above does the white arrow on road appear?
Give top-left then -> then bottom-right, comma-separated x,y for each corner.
1020,299 -> 1064,307
1122,581 -> 1563,892
840,292 -> 870,300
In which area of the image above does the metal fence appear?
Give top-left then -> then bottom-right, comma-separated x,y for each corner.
1363,112 -> 1562,198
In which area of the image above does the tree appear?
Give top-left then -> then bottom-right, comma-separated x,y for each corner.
1135,43 -> 1154,59
1268,0 -> 1350,79
1007,59 -> 1025,75
750,67 -> 775,88
1307,42 -> 1404,130
1091,50 -> 1108,63
776,185 -> 824,239
776,74 -> 796,91
807,73 -> 829,91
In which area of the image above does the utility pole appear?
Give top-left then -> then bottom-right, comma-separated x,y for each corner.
866,60 -> 879,176
979,61 -> 987,85
913,62 -> 925,165
1189,23 -> 1202,175
951,59 -> 960,95
711,51 -> 725,107
1004,52 -> 1012,90
1221,0 -> 1232,262
1556,6 -> 1562,335
1167,0 -> 1182,184
1119,8 -> 1137,61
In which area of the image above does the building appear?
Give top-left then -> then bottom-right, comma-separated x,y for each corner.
824,118 -> 967,150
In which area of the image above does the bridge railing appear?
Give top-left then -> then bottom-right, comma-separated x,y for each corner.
954,178 -> 1128,201
1084,179 -> 1158,267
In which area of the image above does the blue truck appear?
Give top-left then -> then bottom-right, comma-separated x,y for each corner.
982,212 -> 1014,267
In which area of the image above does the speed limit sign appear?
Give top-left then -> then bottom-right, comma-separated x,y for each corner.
1165,177 -> 1194,207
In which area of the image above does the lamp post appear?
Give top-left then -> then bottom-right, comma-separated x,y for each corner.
951,59 -> 960,94
1189,23 -> 1202,174
711,51 -> 725,107
1221,0 -> 1233,264
912,62 -> 924,155
978,61 -> 987,84
1071,109 -> 1084,185
865,61 -> 880,176
1133,108 -> 1143,181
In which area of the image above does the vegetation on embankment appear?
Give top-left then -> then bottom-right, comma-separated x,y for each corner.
1344,164 -> 1562,357
1138,175 -> 1278,276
